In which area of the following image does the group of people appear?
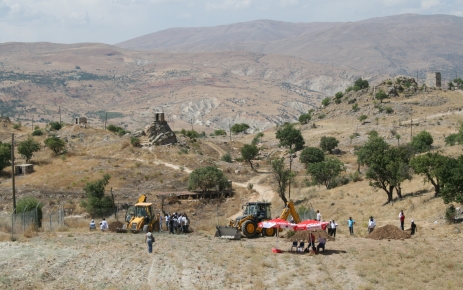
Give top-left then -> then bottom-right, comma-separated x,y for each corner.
89,218 -> 108,231
163,212 -> 190,234
301,233 -> 326,253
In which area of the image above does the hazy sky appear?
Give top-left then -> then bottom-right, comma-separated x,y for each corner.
0,0 -> 462,44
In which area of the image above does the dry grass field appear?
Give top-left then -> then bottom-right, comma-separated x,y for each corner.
0,83 -> 463,289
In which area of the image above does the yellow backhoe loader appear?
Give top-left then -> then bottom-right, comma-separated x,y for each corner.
118,194 -> 159,233
215,200 -> 301,240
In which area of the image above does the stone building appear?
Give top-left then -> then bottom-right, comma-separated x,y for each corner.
144,112 -> 177,145
75,117 -> 87,124
426,72 -> 442,88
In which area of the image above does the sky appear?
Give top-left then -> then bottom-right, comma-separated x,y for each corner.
0,0 -> 462,44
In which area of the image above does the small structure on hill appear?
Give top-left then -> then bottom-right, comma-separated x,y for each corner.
14,164 -> 34,175
75,117 -> 87,125
426,72 -> 442,88
144,112 -> 177,145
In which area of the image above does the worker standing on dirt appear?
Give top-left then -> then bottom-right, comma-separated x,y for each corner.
368,216 -> 376,234
165,213 -> 170,230
316,210 -> 322,221
410,220 -> 417,235
331,220 -> 338,238
169,214 -> 174,234
145,231 -> 154,253
348,217 -> 355,235
100,218 -> 109,231
159,213 -> 163,232
399,210 -> 405,230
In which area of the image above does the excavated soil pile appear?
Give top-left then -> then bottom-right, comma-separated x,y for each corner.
109,221 -> 124,232
367,224 -> 411,240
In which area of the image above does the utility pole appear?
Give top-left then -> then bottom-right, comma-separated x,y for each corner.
416,70 -> 419,86
31,116 -> 34,131
288,151 -> 293,200
110,188 -> 116,220
228,119 -> 232,142
190,118 -> 193,131
11,133 -> 16,212
410,117 -> 413,142
59,106 -> 61,123
104,112 -> 107,130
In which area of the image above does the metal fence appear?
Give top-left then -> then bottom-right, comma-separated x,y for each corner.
0,206 -> 64,240
297,208 -> 317,221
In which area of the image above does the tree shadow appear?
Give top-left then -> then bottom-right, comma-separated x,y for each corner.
382,189 -> 431,206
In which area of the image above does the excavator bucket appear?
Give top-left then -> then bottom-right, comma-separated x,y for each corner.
215,226 -> 242,240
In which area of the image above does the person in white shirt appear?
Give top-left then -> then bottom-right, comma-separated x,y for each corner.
316,210 -> 322,221
331,220 -> 338,238
89,219 -> 96,230
145,231 -> 154,253
100,218 -> 109,231
368,216 -> 376,234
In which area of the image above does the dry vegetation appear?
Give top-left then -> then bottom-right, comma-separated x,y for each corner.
1,79 -> 463,289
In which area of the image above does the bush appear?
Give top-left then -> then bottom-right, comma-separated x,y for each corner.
445,134 -> 461,146
49,121 -> 62,131
44,136 -> 66,155
445,205 -> 456,223
13,123 -> 21,130
385,106 -> 394,114
187,166 -> 230,191
130,137 -> 141,147
352,103 -> 359,112
354,78 -> 369,91
318,114 -> 326,119
231,123 -> 250,134
17,196 -> 43,227
320,136 -> 339,153
321,98 -> 330,107
214,129 -> 227,136
298,113 -> 312,124
31,129 -> 43,136
221,152 -> 232,163
107,124 -> 117,133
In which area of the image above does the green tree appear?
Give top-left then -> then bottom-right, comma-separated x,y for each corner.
319,136 -> 339,153
321,98 -> 330,107
445,134 -> 462,146
271,157 -> 294,205
275,123 -> 305,152
17,137 -> 41,163
240,144 -> 259,170
80,174 -> 113,217
187,166 -> 230,191
410,152 -> 449,197
411,131 -> 433,153
251,132 -> 265,146
307,156 -> 345,189
439,155 -> 463,204
231,123 -> 250,134
298,113 -> 312,124
299,147 -> 325,168
358,115 -> 368,124
0,142 -> 11,172
375,89 -> 388,103
16,196 -> 43,227
48,121 -> 62,131
44,136 -> 66,155
356,136 -> 413,202
31,129 -> 43,136
354,78 -> 369,91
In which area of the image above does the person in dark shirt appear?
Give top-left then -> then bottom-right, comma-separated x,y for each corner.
410,220 -> 417,235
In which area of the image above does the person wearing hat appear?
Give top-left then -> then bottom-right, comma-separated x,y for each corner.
410,220 -> 417,235
89,219 -> 96,230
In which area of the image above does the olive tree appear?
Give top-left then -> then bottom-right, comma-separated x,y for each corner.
187,166 -> 229,191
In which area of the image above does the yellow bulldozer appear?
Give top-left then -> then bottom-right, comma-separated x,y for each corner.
118,194 -> 159,233
215,200 -> 301,240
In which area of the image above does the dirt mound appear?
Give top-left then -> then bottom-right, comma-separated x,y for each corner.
366,224 -> 411,240
109,221 -> 124,232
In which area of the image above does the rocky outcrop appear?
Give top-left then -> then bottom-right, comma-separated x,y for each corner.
144,120 -> 177,146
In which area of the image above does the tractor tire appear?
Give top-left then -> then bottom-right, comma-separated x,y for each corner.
262,227 -> 276,237
143,225 -> 149,233
242,220 -> 257,238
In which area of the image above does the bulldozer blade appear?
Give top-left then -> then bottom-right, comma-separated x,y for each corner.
215,226 -> 241,240
115,228 -> 127,233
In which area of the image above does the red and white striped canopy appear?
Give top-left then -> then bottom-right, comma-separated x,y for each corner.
295,219 -> 329,231
258,218 -> 297,229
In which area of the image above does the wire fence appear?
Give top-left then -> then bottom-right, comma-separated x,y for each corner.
0,206 -> 65,240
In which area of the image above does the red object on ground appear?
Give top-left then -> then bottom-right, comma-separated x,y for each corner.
295,220 -> 329,231
272,248 -> 282,253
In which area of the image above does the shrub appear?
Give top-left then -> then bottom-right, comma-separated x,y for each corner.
16,196 -> 43,228
231,123 -> 250,134
445,134 -> 461,146
298,113 -> 312,124
385,106 -> 394,114
221,152 -> 232,163
31,129 -> 43,136
352,103 -> 359,112
321,98 -> 330,107
445,205 -> 456,223
187,166 -> 230,191
130,137 -> 141,147
318,114 -> 326,119
354,78 -> 369,91
214,129 -> 227,136
44,136 -> 66,155
49,121 -> 62,131
13,123 -> 21,130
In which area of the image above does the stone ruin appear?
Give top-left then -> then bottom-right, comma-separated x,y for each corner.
426,72 -> 441,88
143,112 -> 177,146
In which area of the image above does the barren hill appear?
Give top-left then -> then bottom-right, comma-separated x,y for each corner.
117,14 -> 463,77
0,42 -> 377,132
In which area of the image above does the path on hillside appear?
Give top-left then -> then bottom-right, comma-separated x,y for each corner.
401,108 -> 463,125
203,141 -> 227,157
